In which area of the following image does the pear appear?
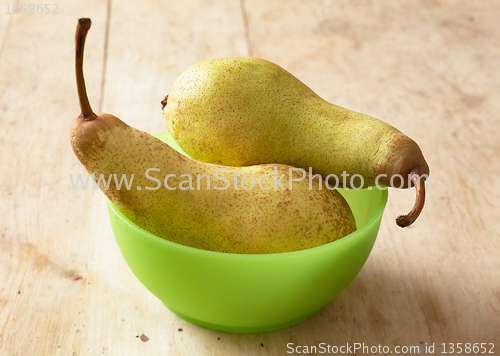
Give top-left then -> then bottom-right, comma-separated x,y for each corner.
162,57 -> 430,227
70,19 -> 356,254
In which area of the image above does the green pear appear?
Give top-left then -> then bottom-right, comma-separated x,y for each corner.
70,19 -> 356,254
162,57 -> 430,227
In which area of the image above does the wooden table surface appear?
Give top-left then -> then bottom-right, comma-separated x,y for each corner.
1,0 -> 499,355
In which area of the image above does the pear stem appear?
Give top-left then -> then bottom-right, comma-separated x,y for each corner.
396,172 -> 426,228
75,18 -> 97,121
161,95 -> 168,110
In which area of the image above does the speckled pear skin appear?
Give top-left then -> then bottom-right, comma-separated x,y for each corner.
70,113 -> 356,254
71,19 -> 356,254
163,57 -> 429,189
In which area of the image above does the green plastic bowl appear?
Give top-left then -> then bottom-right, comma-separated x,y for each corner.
106,131 -> 388,333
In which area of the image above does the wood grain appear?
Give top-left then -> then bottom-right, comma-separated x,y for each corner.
0,0 -> 499,355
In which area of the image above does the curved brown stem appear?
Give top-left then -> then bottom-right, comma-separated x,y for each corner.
75,18 -> 97,121
396,172 -> 426,228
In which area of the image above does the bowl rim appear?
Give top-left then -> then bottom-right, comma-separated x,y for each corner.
106,186 -> 388,259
